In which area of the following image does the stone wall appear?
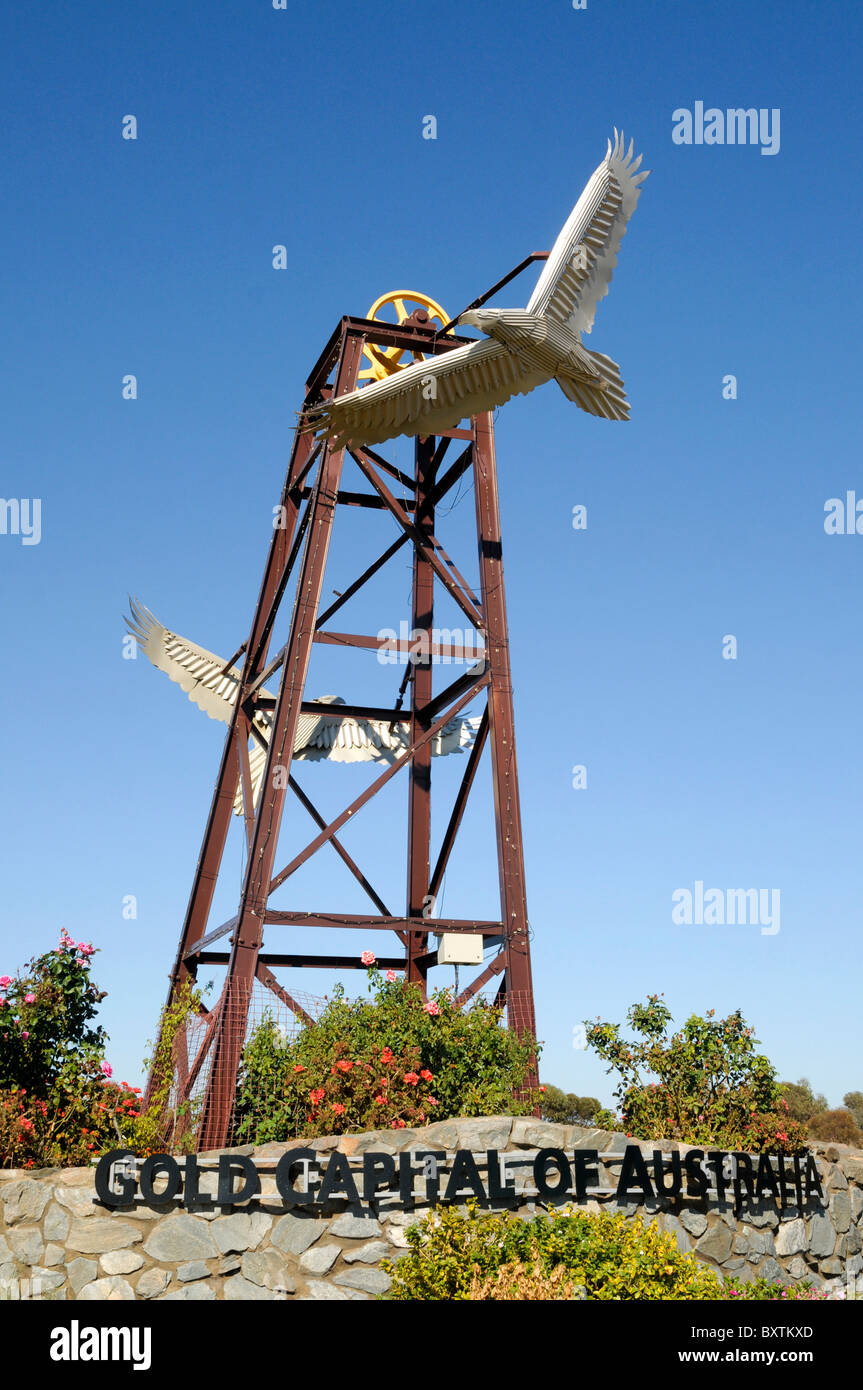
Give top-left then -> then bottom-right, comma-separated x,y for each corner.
1,1117 -> 861,1300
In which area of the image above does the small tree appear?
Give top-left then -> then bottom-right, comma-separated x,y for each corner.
584,995 -> 807,1152
539,1085 -> 602,1126
843,1091 -> 863,1132
779,1077 -> 828,1124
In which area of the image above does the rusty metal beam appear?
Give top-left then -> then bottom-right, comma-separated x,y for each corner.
268,674 -> 487,896
263,912 -> 503,933
196,333 -> 364,1150
453,950 -> 507,1009
430,707 -> 489,900
351,450 -> 484,631
199,952 -> 408,971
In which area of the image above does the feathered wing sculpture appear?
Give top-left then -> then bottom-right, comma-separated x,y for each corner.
126,600 -> 480,816
302,131 -> 648,449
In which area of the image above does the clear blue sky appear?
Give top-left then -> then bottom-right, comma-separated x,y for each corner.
1,0 -> 861,1109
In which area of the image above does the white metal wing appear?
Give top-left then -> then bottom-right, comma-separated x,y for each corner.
126,598 -> 246,722
126,601 -> 482,817
241,710 -> 481,813
526,130 -> 649,336
302,337 -> 548,449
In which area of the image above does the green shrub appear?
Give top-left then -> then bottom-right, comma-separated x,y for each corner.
386,1205 -> 734,1300
383,1205 -> 834,1301
131,979 -> 206,1156
234,961 -> 540,1142
584,996 -> 808,1153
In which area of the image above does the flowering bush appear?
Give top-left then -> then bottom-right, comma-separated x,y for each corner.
0,932 -> 142,1168
0,930 -> 106,1096
234,962 -> 541,1142
0,1068 -> 142,1170
584,996 -> 808,1153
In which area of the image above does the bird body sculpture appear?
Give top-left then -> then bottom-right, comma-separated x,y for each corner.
302,131 -> 648,449
126,600 -> 480,817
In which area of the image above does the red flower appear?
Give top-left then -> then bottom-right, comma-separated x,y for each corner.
403,1072 -> 419,1086
310,1088 -> 325,1106
292,1064 -> 306,1073
374,1095 -> 386,1105
336,1059 -> 353,1073
381,1047 -> 394,1064
419,1069 -> 433,1081
391,1118 -> 406,1129
332,1103 -> 346,1115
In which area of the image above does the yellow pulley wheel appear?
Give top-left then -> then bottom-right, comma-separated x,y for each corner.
358,290 -> 453,383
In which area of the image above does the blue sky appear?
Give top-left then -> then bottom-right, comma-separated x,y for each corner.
1,0 -> 861,1109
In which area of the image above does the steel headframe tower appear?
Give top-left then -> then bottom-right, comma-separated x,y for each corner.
154,309 -> 538,1151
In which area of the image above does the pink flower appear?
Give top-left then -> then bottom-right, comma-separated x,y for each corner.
0,999 -> 6,1008
21,1031 -> 29,1039
360,950 -> 376,966
332,1103 -> 345,1116
100,1061 -> 113,1078
0,977 -> 10,989
385,969 -> 397,983
423,1001 -> 440,1016
24,994 -> 35,1004
374,1094 -> 386,1106
403,1072 -> 419,1086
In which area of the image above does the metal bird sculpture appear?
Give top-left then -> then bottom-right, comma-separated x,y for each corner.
302,131 -> 648,449
126,600 -> 480,817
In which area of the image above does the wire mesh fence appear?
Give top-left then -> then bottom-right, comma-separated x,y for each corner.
153,979 -> 326,1150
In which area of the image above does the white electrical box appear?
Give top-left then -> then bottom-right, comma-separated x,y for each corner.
436,933 -> 484,965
